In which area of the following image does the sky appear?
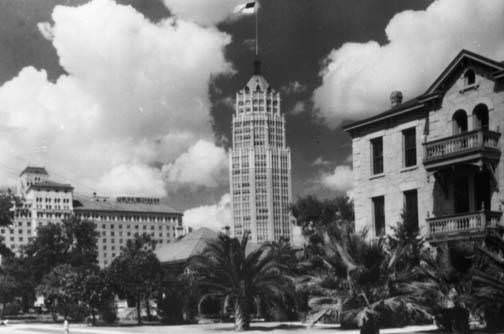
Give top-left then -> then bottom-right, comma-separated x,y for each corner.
0,0 -> 504,230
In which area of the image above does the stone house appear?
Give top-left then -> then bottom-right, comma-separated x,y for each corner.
344,50 -> 504,243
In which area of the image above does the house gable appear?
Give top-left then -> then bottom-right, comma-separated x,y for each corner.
425,49 -> 504,96
344,50 -> 504,136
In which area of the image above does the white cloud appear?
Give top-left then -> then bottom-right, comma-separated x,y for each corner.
96,164 -> 166,197
321,165 -> 353,193
37,22 -> 54,41
183,193 -> 231,230
281,81 -> 308,94
313,0 -> 504,128
312,156 -> 330,167
0,0 -> 232,195
162,0 -> 245,26
290,101 -> 305,115
162,139 -> 228,188
281,81 -> 307,94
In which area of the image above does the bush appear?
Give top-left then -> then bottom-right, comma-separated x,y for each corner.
484,306 -> 504,330
157,291 -> 183,324
98,299 -> 117,324
67,304 -> 88,322
3,301 -> 22,316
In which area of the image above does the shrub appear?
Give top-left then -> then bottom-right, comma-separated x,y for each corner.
98,299 -> 117,324
157,290 -> 184,324
3,301 -> 22,316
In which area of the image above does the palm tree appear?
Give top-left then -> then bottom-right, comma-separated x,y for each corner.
188,231 -> 294,331
410,242 -> 473,334
472,235 -> 504,330
302,217 -> 430,334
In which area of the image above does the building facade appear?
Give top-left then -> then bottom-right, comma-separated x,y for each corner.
230,61 -> 292,243
74,196 -> 183,267
344,50 -> 504,243
0,167 -> 74,255
1,166 -> 184,267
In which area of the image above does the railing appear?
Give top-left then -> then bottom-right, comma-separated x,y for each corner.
423,129 -> 500,163
427,211 -> 502,239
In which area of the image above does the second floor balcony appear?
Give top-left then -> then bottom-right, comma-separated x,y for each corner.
423,129 -> 501,171
427,211 -> 503,242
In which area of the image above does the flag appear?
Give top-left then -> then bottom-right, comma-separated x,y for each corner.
233,1 -> 257,15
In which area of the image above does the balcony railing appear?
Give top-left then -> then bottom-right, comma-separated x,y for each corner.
427,211 -> 502,241
423,129 -> 500,164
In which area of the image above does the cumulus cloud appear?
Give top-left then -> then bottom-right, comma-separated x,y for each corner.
0,0 -> 232,195
321,165 -> 353,193
290,101 -> 305,115
313,0 -> 504,128
162,139 -> 228,188
281,81 -> 307,94
37,22 -> 54,41
96,164 -> 166,197
162,0 -> 245,26
183,193 -> 231,230
312,156 -> 331,167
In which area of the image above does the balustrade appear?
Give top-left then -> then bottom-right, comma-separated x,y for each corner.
427,211 -> 502,239
424,130 -> 500,163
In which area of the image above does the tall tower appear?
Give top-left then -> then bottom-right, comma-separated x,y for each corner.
230,61 -> 292,243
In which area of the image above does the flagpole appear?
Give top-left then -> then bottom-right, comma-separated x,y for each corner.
255,1 -> 259,56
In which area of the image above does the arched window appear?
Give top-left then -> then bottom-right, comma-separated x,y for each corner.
453,109 -> 468,135
473,104 -> 489,130
464,69 -> 476,85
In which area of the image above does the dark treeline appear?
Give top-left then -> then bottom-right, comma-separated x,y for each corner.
0,193 -> 503,333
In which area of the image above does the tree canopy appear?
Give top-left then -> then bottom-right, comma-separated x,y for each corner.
189,231 -> 294,331
106,234 -> 162,324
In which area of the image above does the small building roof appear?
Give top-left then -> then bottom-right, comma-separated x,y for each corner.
73,196 -> 181,215
155,227 -> 260,265
155,227 -> 219,264
27,180 -> 73,191
20,166 -> 48,176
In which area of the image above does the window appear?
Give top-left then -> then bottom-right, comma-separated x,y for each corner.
403,128 -> 417,167
403,190 -> 419,231
464,69 -> 475,85
452,110 -> 468,135
372,196 -> 385,237
371,137 -> 383,175
473,104 -> 489,130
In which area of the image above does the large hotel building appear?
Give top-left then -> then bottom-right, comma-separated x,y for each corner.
230,61 -> 292,243
344,50 -> 504,244
2,166 -> 184,267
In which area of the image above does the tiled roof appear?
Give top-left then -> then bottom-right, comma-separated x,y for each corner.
342,96 -> 425,133
73,196 -> 181,215
155,227 -> 219,264
155,227 -> 260,264
27,180 -> 73,191
20,166 -> 48,176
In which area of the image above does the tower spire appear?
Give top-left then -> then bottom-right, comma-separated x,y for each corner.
255,0 -> 259,56
253,1 -> 260,75
253,58 -> 261,75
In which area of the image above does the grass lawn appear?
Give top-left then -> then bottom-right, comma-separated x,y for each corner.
0,322 -> 443,334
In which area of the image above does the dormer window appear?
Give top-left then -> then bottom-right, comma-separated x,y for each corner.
464,69 -> 475,86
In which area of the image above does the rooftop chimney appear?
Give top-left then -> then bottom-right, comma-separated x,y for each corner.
390,91 -> 403,107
